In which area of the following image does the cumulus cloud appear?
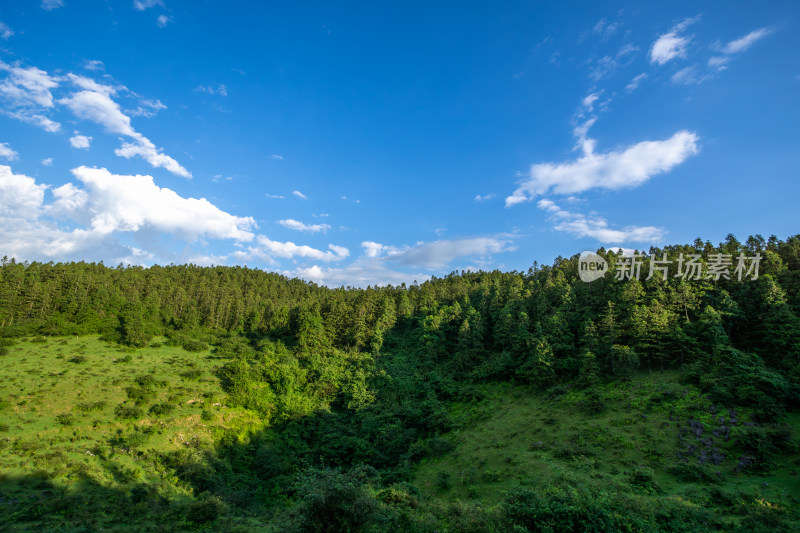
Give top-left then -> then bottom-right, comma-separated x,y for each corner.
0,142 -> 18,161
537,199 -> 664,244
69,134 -> 92,149
156,15 -> 172,28
279,219 -> 331,233
506,130 -> 699,206
650,16 -> 700,66
67,166 -> 254,240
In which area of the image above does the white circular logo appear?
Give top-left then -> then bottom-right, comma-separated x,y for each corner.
578,251 -> 608,282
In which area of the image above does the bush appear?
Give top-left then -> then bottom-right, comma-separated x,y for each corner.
67,355 -> 86,363
200,409 -> 214,421
54,413 -> 75,426
114,403 -> 143,419
284,467 -> 387,532
148,402 -> 175,416
187,492 -> 225,523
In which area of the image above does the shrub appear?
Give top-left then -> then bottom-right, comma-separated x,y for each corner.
148,402 -> 175,416
114,403 -> 143,419
67,355 -> 86,364
187,492 -> 226,523
200,409 -> 214,421
55,413 -> 75,426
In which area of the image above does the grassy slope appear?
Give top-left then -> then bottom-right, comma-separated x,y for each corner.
0,336 -> 263,531
413,374 -> 800,529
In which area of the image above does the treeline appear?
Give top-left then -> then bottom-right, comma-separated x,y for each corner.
1,234 -> 799,380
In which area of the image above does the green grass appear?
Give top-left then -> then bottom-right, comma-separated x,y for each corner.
0,335 -> 264,531
413,373 -> 800,529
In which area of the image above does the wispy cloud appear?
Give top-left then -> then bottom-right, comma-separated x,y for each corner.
270,154 -> 283,160
42,157 -> 53,166
474,193 -> 495,202
650,16 -> 700,66
133,0 -> 163,10
41,0 -> 64,10
278,218 -> 331,234
194,84 -> 227,96
0,21 -> 14,40
292,190 -> 308,200
0,142 -> 18,161
156,14 -> 171,28
384,236 -> 515,269
265,193 -> 284,199
625,72 -> 647,92
537,199 -> 664,244
709,27 -> 774,70
506,130 -> 699,206
590,43 -> 637,80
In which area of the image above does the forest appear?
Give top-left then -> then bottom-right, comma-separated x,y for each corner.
0,233 -> 799,532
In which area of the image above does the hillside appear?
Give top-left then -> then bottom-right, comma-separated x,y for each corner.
1,235 -> 799,531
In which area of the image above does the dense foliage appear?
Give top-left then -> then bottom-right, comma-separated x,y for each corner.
1,233 -> 799,531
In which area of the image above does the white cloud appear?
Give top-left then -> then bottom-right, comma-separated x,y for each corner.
115,137 -> 191,178
0,142 -> 18,161
83,60 -> 105,71
278,219 -> 331,234
709,27 -> 774,70
69,134 -> 92,149
286,261 -> 429,288
474,193 -> 495,202
128,98 -> 166,118
0,61 -> 62,131
0,21 -> 13,40
0,165 -> 47,217
42,157 -> 53,166
506,130 -> 699,206
582,92 -> 599,110
361,241 -> 402,258
722,27 -> 773,55
133,0 -> 163,10
271,154 -> 283,160
650,16 -> 700,66
156,14 -> 171,28
292,190 -> 308,200
536,199 -> 664,244
385,237 -> 515,269
590,43 -> 637,80
59,89 -> 191,177
593,18 -> 619,39
194,84 -> 227,96
59,90 -> 134,136
67,166 -> 254,240
41,0 -> 64,10
237,236 -> 349,263
265,193 -> 284,199
625,73 -> 647,92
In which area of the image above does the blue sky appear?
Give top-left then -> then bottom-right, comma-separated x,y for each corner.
0,1 -> 797,286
